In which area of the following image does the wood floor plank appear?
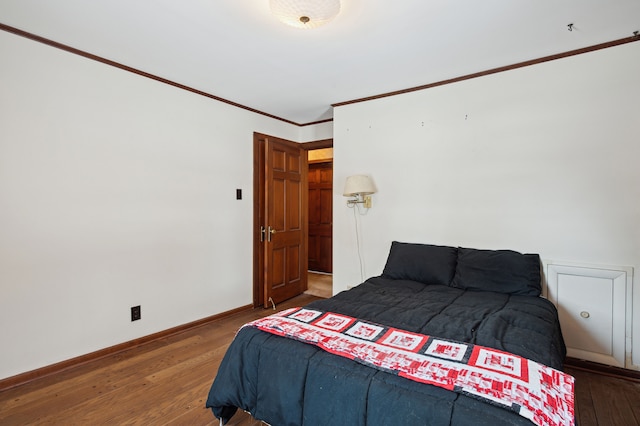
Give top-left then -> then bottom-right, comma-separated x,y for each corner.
619,377 -> 640,425
582,368 -> 640,426
8,335 -> 227,424
566,367 -> 598,426
163,386 -> 220,426
145,343 -> 231,384
0,335 -> 204,418
629,387 -> 640,425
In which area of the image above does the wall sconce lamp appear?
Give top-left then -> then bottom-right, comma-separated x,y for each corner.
343,175 -> 377,208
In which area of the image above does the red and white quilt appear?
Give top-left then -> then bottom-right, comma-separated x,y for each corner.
244,307 -> 575,426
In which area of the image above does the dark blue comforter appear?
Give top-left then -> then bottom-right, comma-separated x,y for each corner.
206,277 -> 566,425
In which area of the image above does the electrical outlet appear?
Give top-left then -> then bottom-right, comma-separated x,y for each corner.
131,305 -> 141,321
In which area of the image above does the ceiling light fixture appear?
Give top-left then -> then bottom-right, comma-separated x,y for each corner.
269,0 -> 341,29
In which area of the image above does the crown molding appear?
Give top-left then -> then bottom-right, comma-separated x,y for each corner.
0,22 -> 335,127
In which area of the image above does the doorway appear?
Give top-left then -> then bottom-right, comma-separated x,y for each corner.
305,145 -> 333,299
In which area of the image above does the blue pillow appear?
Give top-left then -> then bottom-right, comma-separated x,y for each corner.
381,241 -> 458,286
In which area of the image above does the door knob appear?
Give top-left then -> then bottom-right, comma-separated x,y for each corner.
267,226 -> 276,242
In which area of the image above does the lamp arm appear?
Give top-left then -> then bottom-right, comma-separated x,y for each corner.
347,194 -> 373,208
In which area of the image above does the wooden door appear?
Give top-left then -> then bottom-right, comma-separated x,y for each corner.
254,133 -> 308,308
308,161 -> 332,273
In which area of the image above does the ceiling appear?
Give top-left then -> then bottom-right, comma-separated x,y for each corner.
1,0 -> 639,125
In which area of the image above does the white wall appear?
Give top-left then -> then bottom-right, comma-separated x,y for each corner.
0,30 -> 326,380
333,42 -> 640,366
300,121 -> 333,142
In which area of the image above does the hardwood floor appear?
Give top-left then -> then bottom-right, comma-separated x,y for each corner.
304,271 -> 332,298
566,365 -> 640,426
1,292 -> 639,425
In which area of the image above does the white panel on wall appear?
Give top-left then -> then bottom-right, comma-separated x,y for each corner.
559,274 -> 613,355
546,263 -> 632,368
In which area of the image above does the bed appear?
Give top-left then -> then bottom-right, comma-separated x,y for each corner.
206,241 -> 572,425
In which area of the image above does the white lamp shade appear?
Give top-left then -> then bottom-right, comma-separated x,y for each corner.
343,175 -> 376,196
269,0 -> 341,29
